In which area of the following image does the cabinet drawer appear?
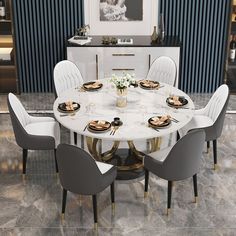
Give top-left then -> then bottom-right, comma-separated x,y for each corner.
102,48 -> 149,77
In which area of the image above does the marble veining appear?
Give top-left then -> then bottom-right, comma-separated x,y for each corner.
0,94 -> 236,235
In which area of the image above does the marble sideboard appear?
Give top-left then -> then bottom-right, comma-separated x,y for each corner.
67,36 -> 181,87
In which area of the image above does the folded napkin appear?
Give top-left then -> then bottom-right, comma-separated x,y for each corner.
141,80 -> 159,88
169,96 -> 183,106
84,82 -> 101,89
89,120 -> 110,129
65,101 -> 78,111
150,115 -> 170,126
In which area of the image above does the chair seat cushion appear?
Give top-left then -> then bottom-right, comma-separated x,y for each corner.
95,161 -> 113,174
25,121 -> 60,147
179,115 -> 214,137
145,146 -> 173,164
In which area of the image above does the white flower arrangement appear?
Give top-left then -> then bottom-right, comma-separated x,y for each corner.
110,73 -> 136,90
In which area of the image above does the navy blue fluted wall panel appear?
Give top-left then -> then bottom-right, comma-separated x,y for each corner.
12,0 -> 84,92
160,0 -> 230,93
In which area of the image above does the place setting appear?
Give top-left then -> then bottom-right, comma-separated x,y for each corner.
148,114 -> 179,132
166,95 -> 189,109
139,79 -> 164,90
83,117 -> 122,135
79,81 -> 103,92
57,100 -> 80,117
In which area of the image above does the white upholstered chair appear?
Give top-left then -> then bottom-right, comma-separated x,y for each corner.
179,84 -> 229,169
7,93 -> 60,176
146,56 -> 177,86
53,60 -> 84,97
54,60 -> 84,145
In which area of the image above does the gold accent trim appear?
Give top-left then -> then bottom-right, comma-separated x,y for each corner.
112,203 -> 115,211
144,191 -> 148,198
86,137 -> 144,171
96,54 -> 98,80
150,137 -> 162,153
61,213 -> 65,221
112,53 -> 135,56
79,195 -> 82,206
112,68 -> 135,71
94,223 -> 98,231
101,141 -> 120,161
214,164 -> 218,170
194,196 -> 198,203
127,141 -> 145,161
166,208 -> 171,216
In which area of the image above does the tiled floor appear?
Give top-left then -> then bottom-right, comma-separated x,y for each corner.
0,93 -> 236,235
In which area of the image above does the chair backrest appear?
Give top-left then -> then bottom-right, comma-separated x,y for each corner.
56,144 -> 106,195
204,84 -> 229,140
205,84 -> 229,122
7,93 -> 31,148
53,60 -> 84,96
146,56 -> 177,86
161,129 -> 205,181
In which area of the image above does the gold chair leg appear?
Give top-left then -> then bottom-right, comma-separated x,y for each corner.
144,191 -> 148,198
194,196 -> 198,203
214,164 -> 218,170
61,213 -> 65,221
94,223 -> 98,231
166,208 -> 171,216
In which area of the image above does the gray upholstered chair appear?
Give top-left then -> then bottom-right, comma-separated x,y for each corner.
144,129 -> 205,215
179,84 -> 229,170
53,60 -> 84,146
56,144 -> 117,230
7,93 -> 60,176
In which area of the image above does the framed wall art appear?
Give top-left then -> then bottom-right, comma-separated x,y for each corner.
84,0 -> 158,35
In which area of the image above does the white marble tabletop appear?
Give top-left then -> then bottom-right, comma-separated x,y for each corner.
53,79 -> 195,141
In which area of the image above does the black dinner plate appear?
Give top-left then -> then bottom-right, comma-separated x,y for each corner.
166,96 -> 188,108
58,102 -> 80,113
82,81 -> 103,91
148,116 -> 171,128
139,80 -> 160,90
88,120 -> 111,133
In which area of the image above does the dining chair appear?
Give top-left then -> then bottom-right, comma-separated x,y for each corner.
53,60 -> 84,96
144,129 -> 205,215
53,60 -> 84,146
146,56 -> 177,86
179,84 -> 229,170
7,93 -> 60,177
56,144 -> 117,230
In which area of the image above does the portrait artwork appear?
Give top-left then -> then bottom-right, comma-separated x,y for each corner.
100,0 -> 143,21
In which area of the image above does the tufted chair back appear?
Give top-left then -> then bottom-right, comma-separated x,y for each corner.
146,56 -> 177,86
54,60 -> 84,96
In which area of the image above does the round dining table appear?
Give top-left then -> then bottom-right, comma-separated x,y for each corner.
53,79 -> 195,180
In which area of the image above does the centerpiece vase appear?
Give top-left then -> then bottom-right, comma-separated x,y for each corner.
116,88 -> 127,107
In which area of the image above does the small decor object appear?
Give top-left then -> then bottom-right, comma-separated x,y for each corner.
159,13 -> 165,41
110,72 -> 135,107
151,26 -> 158,43
76,24 -> 90,36
117,38 -> 133,45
